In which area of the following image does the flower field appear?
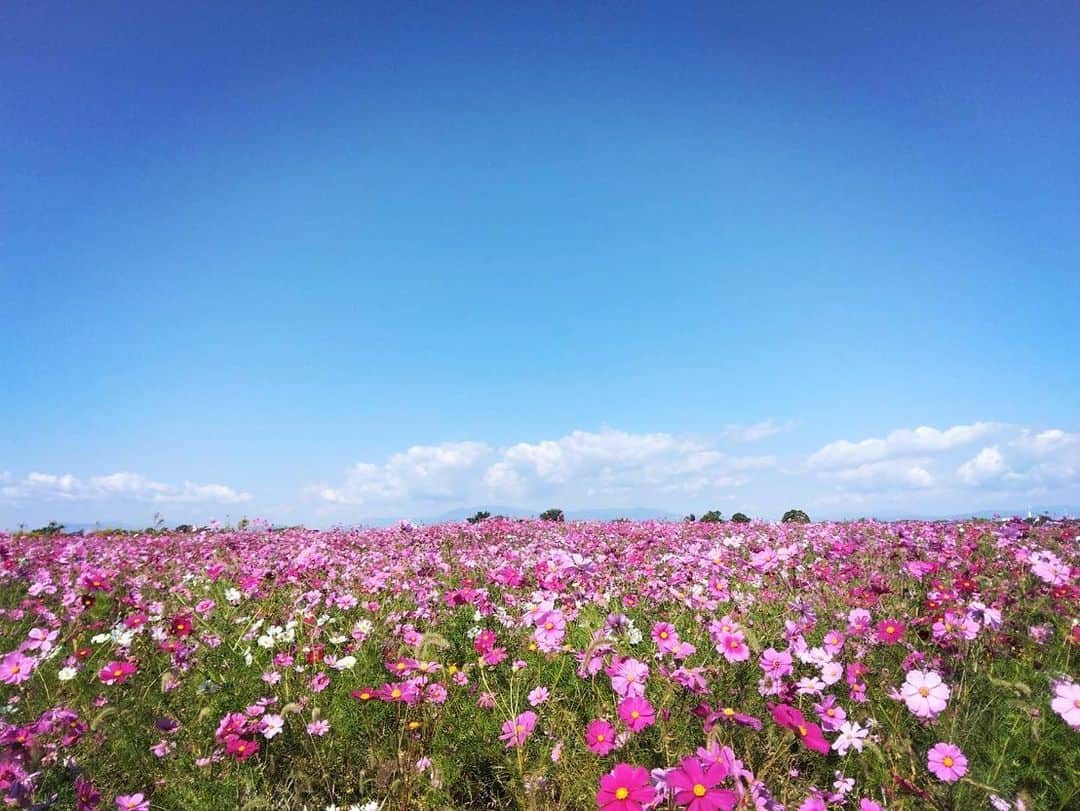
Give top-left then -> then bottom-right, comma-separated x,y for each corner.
0,518 -> 1076,810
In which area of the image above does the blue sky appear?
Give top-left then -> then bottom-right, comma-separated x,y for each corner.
2,2 -> 1078,527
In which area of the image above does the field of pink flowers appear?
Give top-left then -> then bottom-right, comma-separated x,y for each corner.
0,518 -> 1076,810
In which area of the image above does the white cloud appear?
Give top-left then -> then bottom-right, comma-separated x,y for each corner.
0,471 -> 251,504
808,422 -> 1000,468
956,447 -> 1009,486
319,442 -> 494,506
827,458 -> 935,490
315,428 -> 775,511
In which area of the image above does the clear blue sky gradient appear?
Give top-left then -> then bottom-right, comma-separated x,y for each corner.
2,2 -> 1078,525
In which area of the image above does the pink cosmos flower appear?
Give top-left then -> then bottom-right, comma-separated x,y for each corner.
534,610 -> 567,651
307,719 -> 330,737
876,619 -> 905,644
115,794 -> 150,811
618,696 -> 655,733
596,763 -> 654,811
927,742 -> 968,782
499,710 -> 537,748
98,660 -> 136,686
901,670 -> 950,718
666,756 -> 738,811
759,648 -> 793,678
610,658 -> 649,698
717,632 -> 750,663
586,718 -> 617,755
528,686 -> 550,706
377,681 -> 419,704
1050,681 -> 1080,729
652,622 -> 681,654
0,651 -> 36,685
768,703 -> 830,754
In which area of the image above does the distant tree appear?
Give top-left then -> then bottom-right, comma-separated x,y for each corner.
174,524 -> 194,533
467,511 -> 491,524
683,513 -> 696,522
782,509 -> 810,524
237,517 -> 250,531
699,510 -> 724,523
731,512 -> 751,523
31,521 -> 65,536
540,508 -> 565,522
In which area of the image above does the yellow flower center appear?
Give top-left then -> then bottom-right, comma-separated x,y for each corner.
797,724 -> 807,737
659,631 -> 668,639
596,734 -> 605,741
723,707 -> 735,716
113,669 -> 123,677
391,688 -> 402,699
545,622 -> 554,630
360,692 -> 371,700
515,724 -> 524,733
919,687 -> 929,697
827,709 -> 835,716
396,662 -> 405,670
631,711 -> 640,719
693,784 -> 707,798
886,625 -> 895,634
615,788 -> 629,800
942,756 -> 954,767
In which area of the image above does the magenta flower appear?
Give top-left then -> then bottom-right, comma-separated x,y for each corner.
876,619 -> 905,644
759,647 -> 793,678
499,710 -> 537,748
0,651 -> 36,685
927,742 -> 968,782
768,703 -> 829,755
717,631 -> 750,663
586,718 -> 617,755
618,696 -> 655,733
98,660 -> 137,686
651,622 -> 681,654
596,763 -> 654,810
666,756 -> 738,810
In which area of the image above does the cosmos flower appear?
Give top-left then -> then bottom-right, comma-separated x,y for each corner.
1050,681 -> 1080,730
665,756 -> 738,811
586,718 -> 617,755
901,670 -> 950,719
618,696 -> 656,733
926,742 -> 968,782
596,763 -> 654,811
499,711 -> 537,748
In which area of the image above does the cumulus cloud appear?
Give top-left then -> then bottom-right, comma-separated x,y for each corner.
808,422 -> 1001,469
0,471 -> 251,504
315,428 -> 775,510
810,423 -> 1080,504
826,458 -> 935,490
319,442 -> 493,505
956,447 -> 1009,486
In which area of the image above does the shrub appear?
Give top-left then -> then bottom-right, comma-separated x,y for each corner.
731,512 -> 751,523
699,510 -> 724,523
539,509 -> 565,522
467,511 -> 491,524
781,509 -> 810,523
